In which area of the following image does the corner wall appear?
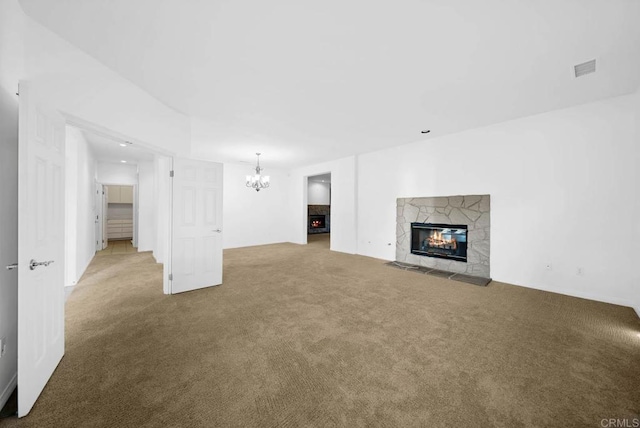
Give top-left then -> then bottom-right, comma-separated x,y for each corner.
357,90 -> 640,311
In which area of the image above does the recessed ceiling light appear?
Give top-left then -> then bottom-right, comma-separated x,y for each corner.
119,143 -> 127,147
421,130 -> 431,134
120,160 -> 127,163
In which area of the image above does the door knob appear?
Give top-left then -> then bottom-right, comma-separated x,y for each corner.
5,263 -> 17,270
29,259 -> 54,270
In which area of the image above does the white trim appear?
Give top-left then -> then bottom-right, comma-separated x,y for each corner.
302,175 -> 309,245
302,170 -> 332,247
132,182 -> 138,248
164,156 -> 174,295
0,372 -> 16,413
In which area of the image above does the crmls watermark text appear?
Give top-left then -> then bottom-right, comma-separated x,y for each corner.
601,419 -> 640,428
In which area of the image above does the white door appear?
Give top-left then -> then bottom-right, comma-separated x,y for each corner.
171,159 -> 223,294
17,82 -> 66,417
95,182 -> 102,251
102,185 -> 108,249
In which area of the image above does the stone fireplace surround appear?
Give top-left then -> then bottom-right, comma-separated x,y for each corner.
396,195 -> 490,278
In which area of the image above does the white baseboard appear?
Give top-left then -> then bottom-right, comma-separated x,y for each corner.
0,372 -> 17,412
495,278 -> 638,316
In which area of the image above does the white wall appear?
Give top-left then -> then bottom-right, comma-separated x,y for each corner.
97,162 -> 137,185
290,157 -> 357,254
153,155 -> 172,266
223,163 -> 293,249
357,90 -> 640,312
64,127 -> 97,287
137,161 -> 156,252
2,0 -> 190,156
308,180 -> 331,205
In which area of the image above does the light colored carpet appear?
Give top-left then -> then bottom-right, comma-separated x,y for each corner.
5,234 -> 640,427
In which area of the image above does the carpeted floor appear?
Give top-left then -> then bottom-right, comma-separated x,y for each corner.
3,234 -> 639,427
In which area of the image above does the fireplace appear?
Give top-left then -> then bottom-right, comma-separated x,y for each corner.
411,223 -> 468,262
309,215 -> 326,229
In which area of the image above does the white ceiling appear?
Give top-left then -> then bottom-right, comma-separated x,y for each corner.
81,130 -> 156,165
309,173 -> 331,184
20,0 -> 640,168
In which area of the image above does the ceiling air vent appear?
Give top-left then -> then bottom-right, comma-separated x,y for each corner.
574,59 -> 596,78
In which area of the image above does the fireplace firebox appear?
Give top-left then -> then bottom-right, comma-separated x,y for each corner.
309,215 -> 326,229
411,223 -> 468,262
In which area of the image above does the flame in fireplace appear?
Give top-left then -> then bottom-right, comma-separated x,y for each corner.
427,230 -> 457,250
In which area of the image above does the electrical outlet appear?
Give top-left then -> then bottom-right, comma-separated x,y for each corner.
0,337 -> 6,358
545,263 -> 553,271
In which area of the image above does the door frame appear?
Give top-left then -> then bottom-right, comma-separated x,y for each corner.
99,182 -> 137,248
303,171 -> 332,247
95,181 -> 107,251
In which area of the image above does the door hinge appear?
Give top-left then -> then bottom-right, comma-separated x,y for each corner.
169,170 -> 174,178
168,273 -> 173,281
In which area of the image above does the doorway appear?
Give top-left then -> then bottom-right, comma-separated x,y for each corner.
99,184 -> 135,254
307,173 -> 331,250
63,124 -> 170,293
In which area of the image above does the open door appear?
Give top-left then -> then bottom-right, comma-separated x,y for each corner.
95,182 -> 102,251
17,82 -> 66,417
170,158 -> 223,294
101,185 -> 108,250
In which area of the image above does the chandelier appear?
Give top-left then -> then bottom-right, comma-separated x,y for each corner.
246,153 -> 270,192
